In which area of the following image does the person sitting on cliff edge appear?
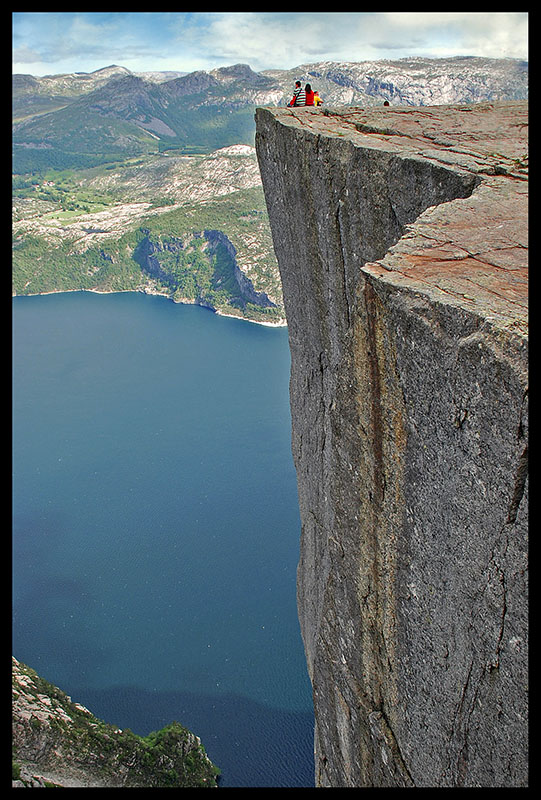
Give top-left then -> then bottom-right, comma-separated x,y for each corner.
288,80 -> 306,106
304,83 -> 315,106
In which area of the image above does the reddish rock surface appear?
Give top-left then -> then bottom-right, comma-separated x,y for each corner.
267,102 -> 527,337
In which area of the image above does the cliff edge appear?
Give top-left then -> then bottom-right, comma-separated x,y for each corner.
255,103 -> 528,787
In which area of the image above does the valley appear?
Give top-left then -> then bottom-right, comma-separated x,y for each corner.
12,146 -> 284,324
12,56 -> 527,324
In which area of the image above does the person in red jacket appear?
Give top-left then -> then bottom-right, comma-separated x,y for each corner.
304,83 -> 315,106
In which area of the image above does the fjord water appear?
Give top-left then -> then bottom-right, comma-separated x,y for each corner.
12,291 -> 314,787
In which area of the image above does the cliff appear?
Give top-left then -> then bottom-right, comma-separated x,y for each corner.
12,658 -> 220,787
131,227 -> 279,321
255,103 -> 528,787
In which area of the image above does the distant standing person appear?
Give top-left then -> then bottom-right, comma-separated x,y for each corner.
288,80 -> 306,106
304,83 -> 315,106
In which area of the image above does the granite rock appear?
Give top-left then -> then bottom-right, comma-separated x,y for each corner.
255,102 -> 528,787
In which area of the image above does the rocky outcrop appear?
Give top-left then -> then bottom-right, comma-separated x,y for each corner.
204,228 -> 276,308
133,227 -> 276,315
12,658 -> 220,788
255,102 -> 528,787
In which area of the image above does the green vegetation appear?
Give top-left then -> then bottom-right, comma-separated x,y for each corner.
13,104 -> 159,174
13,156 -> 284,323
12,68 -> 285,323
154,106 -> 257,156
13,146 -> 133,175
12,232 -> 143,295
139,722 -> 221,787
13,660 -> 220,788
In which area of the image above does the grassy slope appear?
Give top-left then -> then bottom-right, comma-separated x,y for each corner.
13,659 -> 220,788
12,153 -> 284,322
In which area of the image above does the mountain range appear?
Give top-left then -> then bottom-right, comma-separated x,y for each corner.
12,56 -> 528,324
13,57 -> 528,174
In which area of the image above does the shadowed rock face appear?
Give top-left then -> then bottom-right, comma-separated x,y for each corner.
255,103 -> 528,788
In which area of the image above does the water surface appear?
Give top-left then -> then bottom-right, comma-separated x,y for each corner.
12,291 -> 314,787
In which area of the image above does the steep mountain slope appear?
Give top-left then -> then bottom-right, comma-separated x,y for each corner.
12,65 -> 132,121
255,101 -> 528,788
13,57 -> 528,173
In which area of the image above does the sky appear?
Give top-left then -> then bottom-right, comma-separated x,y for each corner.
13,11 -> 528,77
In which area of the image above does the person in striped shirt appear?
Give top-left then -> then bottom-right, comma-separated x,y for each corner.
288,80 -> 306,106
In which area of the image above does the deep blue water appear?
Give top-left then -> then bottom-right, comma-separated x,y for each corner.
12,291 -> 314,788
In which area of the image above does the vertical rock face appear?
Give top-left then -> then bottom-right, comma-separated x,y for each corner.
255,104 -> 528,787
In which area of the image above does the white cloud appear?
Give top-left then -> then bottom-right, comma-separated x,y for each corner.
13,45 -> 43,65
12,12 -> 174,75
193,13 -> 370,70
382,12 -> 528,60
13,11 -> 528,76
186,12 -> 528,70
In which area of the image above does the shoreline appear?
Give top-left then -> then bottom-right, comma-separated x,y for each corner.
12,287 -> 288,329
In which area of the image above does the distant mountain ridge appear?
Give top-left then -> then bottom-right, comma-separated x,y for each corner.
264,56 -> 528,106
13,57 -> 527,173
